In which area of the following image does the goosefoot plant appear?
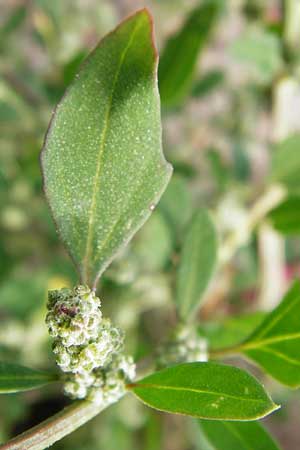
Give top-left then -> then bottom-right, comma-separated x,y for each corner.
1,8 -> 300,450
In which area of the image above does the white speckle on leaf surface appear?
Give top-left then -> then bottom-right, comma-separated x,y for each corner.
41,10 -> 172,287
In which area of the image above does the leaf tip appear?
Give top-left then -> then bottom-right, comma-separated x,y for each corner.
135,7 -> 158,61
257,400 -> 280,420
269,402 -> 281,416
117,8 -> 158,66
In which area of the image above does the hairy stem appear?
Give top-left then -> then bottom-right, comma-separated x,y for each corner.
0,398 -> 119,450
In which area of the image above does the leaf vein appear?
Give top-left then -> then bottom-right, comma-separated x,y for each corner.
82,17 -> 143,283
133,383 -> 266,404
248,346 -> 300,367
241,332 -> 300,350
251,292 -> 300,340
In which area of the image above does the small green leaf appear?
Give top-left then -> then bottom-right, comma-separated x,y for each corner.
0,362 -> 58,393
192,70 -> 225,98
176,210 -> 217,321
268,196 -> 300,234
128,362 -> 279,420
158,0 -> 219,107
199,420 -> 281,450
239,281 -> 300,387
41,9 -> 172,288
199,312 -> 266,351
158,175 -> 193,237
230,28 -> 282,82
270,134 -> 300,193
132,211 -> 172,272
232,142 -> 251,182
206,149 -> 230,192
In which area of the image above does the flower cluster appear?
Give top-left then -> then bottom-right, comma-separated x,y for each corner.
64,354 -> 136,404
46,286 -> 135,406
157,328 -> 208,368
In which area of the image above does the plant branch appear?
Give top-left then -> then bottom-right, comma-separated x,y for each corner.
0,398 -> 118,450
209,345 -> 242,359
219,184 -> 287,266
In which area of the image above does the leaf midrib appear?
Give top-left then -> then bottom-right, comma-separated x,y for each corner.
0,374 -> 53,381
82,17 -> 143,284
247,291 -> 300,340
92,159 -> 159,287
132,383 -> 267,404
246,346 -> 300,368
241,331 -> 300,351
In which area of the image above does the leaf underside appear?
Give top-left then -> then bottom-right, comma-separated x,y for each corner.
41,9 -> 172,287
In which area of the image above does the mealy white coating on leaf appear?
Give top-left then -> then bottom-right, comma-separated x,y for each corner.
41,10 -> 172,287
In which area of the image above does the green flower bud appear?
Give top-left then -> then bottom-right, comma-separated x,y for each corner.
157,331 -> 208,368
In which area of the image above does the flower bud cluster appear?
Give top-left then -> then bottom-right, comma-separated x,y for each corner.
46,286 -> 135,406
157,328 -> 208,368
64,354 -> 136,405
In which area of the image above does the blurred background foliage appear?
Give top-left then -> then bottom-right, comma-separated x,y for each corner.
1,0 -> 300,448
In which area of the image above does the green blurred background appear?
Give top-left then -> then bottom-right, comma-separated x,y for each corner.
1,0 -> 300,448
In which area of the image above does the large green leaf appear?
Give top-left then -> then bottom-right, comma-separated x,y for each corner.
0,362 -> 57,393
199,420 -> 281,450
239,281 -> 300,387
41,9 -> 172,288
176,210 -> 217,321
158,1 -> 219,107
270,134 -> 300,193
268,196 -> 300,234
128,362 -> 278,420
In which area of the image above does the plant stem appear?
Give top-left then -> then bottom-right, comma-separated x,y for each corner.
219,184 -> 287,266
257,222 -> 285,310
284,0 -> 300,57
0,398 -> 116,450
209,338 -> 278,360
209,345 -> 242,359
